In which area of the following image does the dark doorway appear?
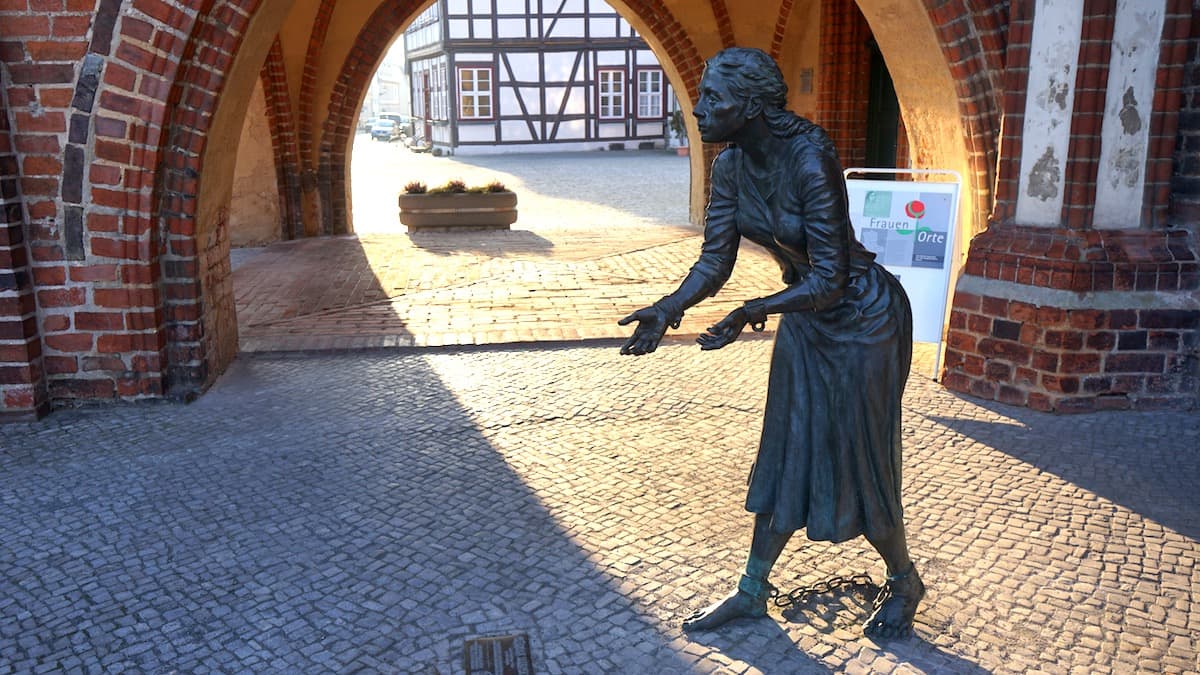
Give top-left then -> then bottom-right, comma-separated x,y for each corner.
865,40 -> 900,170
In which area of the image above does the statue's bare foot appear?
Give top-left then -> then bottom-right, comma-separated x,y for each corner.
863,564 -> 924,639
682,587 -> 767,631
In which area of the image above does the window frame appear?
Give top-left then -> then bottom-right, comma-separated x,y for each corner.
634,67 -> 665,120
596,67 -> 626,121
457,64 -> 495,121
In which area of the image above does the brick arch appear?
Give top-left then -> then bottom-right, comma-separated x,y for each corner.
261,38 -> 304,239
150,0 -> 279,397
826,0 -> 1005,245
10,0 -> 267,404
0,0 -> 1030,415
316,0 -> 711,235
770,0 -> 797,61
315,0 -> 429,236
920,0 -> 1007,233
106,0 -> 1008,401
66,0 -> 221,404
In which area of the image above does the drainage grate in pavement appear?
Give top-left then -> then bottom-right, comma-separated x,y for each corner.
464,633 -> 534,675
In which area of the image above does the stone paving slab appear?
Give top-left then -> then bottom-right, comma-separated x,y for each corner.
1,342 -> 1197,673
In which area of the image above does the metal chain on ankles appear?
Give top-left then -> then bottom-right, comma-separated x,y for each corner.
769,574 -> 878,610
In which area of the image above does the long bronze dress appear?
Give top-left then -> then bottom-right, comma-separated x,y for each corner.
692,126 -> 913,543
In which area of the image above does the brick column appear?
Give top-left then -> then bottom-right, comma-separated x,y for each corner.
0,86 -> 49,420
943,0 -> 1199,412
816,0 -> 872,168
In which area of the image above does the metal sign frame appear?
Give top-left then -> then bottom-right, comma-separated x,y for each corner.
843,168 -> 963,379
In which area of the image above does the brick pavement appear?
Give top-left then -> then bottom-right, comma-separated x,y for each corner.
1,343 -> 1197,673
235,145 -> 782,353
233,228 -> 785,351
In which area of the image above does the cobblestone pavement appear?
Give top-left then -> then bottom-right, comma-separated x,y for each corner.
2,343 -> 1197,673
6,146 -> 1198,672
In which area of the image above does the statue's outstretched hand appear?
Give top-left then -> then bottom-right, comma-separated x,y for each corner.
697,307 -> 748,351
618,306 -> 670,355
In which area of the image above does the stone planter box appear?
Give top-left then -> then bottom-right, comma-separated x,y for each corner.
398,191 -> 518,232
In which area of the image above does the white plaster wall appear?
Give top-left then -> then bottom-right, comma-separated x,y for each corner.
497,18 -> 525,38
501,120 -> 534,141
1093,0 -> 1166,229
1014,0 -> 1084,227
229,79 -> 282,247
458,124 -> 497,142
558,119 -> 586,139
590,18 -> 617,38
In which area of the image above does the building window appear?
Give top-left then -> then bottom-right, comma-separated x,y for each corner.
434,61 -> 448,121
598,68 -> 625,120
636,69 -> 663,119
458,66 -> 493,120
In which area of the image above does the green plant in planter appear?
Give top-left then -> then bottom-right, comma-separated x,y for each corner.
398,179 -> 517,231
669,109 -> 688,147
405,179 -> 510,194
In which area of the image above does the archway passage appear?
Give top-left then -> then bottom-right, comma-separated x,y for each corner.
232,0 -> 994,336
8,1 -> 1193,419
0,0 -> 1022,417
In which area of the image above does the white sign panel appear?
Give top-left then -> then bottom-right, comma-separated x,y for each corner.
844,175 -> 960,345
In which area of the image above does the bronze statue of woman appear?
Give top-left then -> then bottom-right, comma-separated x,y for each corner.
619,47 -> 923,638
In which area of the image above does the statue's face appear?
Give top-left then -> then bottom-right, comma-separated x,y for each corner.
693,71 -> 747,143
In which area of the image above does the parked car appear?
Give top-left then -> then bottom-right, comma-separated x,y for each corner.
378,113 -> 414,138
358,116 -> 377,132
370,119 -> 401,142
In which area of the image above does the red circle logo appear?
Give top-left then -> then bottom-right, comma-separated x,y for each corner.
904,200 -> 926,219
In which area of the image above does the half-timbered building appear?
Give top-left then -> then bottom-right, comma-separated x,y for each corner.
403,0 -> 675,155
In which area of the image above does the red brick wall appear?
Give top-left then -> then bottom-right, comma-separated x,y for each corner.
709,0 -> 734,48
154,0 -> 261,397
946,291 -> 1198,412
1146,0 -> 1194,229
1,2 -> 1192,418
814,0 -> 948,173
0,0 -> 712,417
1170,0 -> 1200,224
944,227 -> 1199,411
261,39 -> 303,240
769,0 -> 796,62
0,83 -> 49,420
927,0 -> 1008,233
816,0 -> 872,168
942,4 -> 1199,412
0,0 -> 168,413
301,0 -> 336,235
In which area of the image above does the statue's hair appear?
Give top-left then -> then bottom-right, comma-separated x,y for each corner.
705,47 -> 822,142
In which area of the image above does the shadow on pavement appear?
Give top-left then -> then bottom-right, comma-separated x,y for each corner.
685,584 -> 992,674
406,228 -> 555,255
0,352 -> 701,671
233,237 -> 406,323
924,397 -> 1200,541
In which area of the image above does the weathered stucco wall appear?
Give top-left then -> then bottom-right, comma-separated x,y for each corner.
231,80 -> 283,247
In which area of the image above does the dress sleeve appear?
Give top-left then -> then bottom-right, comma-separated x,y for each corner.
652,148 -> 741,322
754,142 -> 849,314
689,148 -> 740,292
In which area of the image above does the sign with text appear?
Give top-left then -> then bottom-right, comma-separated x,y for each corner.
844,174 -> 960,346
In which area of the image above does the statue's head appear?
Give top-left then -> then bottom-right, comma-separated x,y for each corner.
695,47 -> 796,143
703,48 -> 788,113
